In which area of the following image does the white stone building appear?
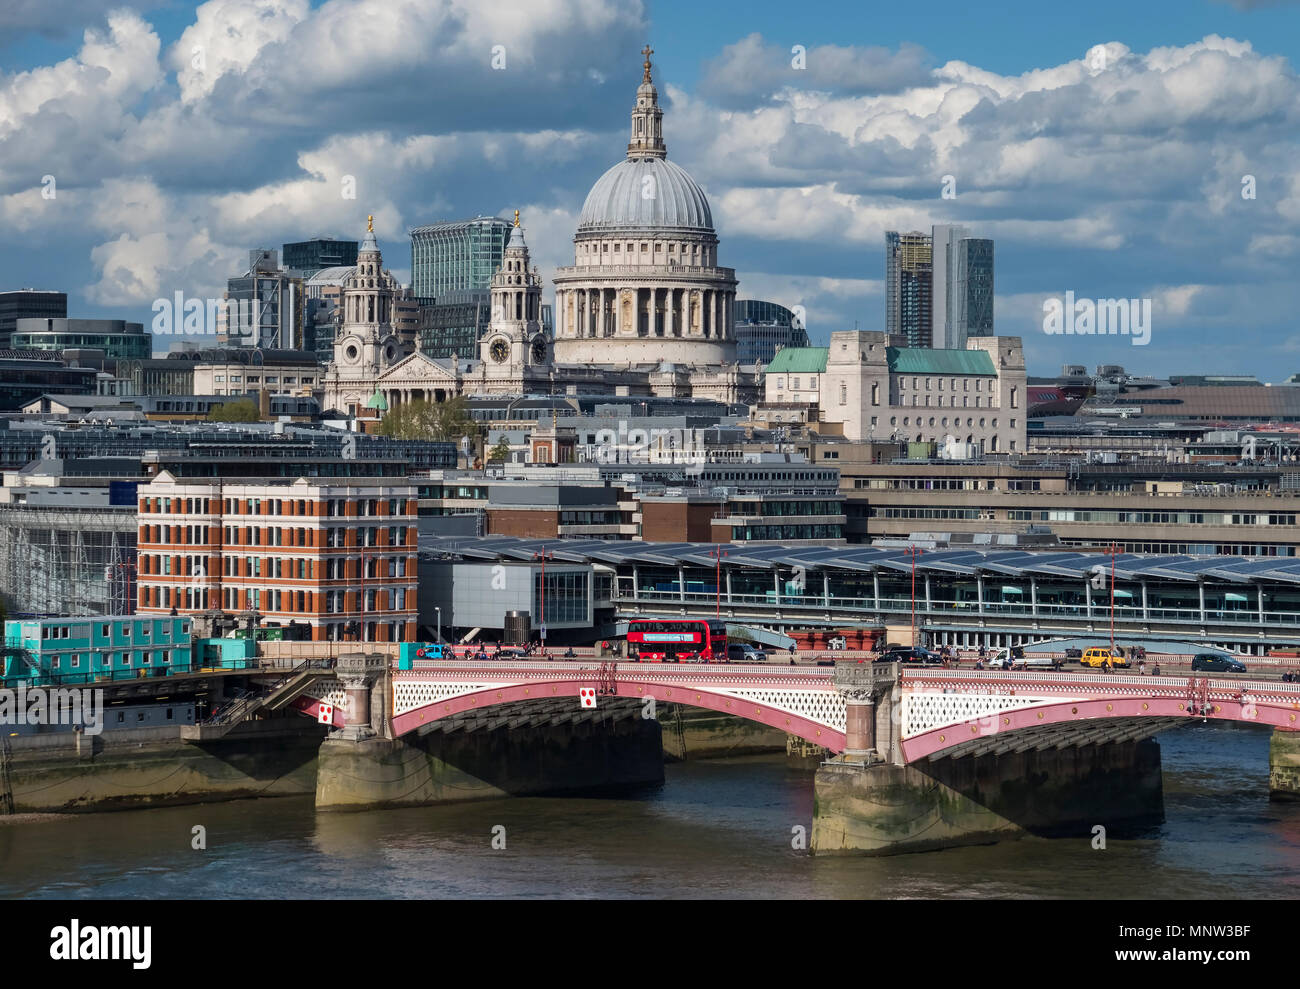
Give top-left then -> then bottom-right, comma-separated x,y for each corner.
764,331 -> 1027,453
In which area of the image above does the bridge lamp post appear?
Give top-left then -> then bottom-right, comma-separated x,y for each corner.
905,545 -> 923,648
708,545 -> 729,618
532,547 -> 554,646
1104,543 -> 1122,660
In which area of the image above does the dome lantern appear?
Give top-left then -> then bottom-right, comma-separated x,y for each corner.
628,44 -> 666,160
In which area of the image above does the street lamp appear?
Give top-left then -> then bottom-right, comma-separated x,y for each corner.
435,606 -> 442,644
905,545 -> 923,648
1104,542 -> 1122,660
532,546 -> 554,647
708,545 -> 729,618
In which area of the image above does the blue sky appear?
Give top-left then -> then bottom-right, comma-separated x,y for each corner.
1,0 -> 1298,378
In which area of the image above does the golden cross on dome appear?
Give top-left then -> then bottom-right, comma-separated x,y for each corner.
514,209 -> 520,227
641,44 -> 654,83
367,214 -> 374,232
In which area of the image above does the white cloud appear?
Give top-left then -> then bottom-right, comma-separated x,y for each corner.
170,0 -> 309,104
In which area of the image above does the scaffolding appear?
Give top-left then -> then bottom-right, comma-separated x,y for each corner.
0,505 -> 137,616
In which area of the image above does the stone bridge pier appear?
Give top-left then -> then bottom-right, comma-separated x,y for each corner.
811,662 -> 1164,856
835,662 -> 900,765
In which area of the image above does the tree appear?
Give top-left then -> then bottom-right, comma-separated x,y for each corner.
207,398 -> 261,422
489,437 -> 512,463
378,396 -> 475,442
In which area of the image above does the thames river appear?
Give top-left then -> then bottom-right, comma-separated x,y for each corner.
2,722 -> 1298,899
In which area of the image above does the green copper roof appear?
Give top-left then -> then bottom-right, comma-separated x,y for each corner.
764,347 -> 828,374
886,347 -> 995,375
365,391 -> 388,411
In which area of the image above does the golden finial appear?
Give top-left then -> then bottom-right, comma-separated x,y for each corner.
641,44 -> 654,84
367,214 -> 374,233
514,209 -> 520,227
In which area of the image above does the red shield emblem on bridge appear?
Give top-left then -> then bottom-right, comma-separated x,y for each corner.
317,703 -> 335,725
579,688 -> 597,709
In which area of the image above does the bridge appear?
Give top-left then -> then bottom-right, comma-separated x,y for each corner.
287,656 -> 1300,853
292,659 -> 1300,763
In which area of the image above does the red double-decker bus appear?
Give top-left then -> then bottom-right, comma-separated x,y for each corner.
626,619 -> 727,662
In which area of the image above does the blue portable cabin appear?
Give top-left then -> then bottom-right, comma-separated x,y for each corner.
2,615 -> 194,685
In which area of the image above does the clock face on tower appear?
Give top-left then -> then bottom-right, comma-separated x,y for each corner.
530,337 -> 547,363
490,338 -> 509,363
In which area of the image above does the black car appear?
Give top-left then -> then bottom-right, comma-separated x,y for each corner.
880,647 -> 943,666
1190,652 -> 1246,673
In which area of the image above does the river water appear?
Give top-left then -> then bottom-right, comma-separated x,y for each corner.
1,722 -> 1297,899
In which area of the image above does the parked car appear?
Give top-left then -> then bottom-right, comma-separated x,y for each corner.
1080,646 -> 1128,668
1063,647 -> 1083,659
726,644 -> 768,663
1190,652 -> 1247,673
880,647 -> 943,666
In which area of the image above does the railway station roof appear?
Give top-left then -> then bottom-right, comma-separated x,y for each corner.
422,536 -> 1300,585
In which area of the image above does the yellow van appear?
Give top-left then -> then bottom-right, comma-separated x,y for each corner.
1080,646 -> 1127,668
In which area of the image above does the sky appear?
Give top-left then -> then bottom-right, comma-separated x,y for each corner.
0,0 -> 1298,379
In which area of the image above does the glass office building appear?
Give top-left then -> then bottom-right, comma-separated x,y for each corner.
734,300 -> 810,364
418,290 -> 491,359
953,238 -> 994,343
410,216 -> 510,299
12,318 -> 150,359
0,290 -> 66,350
282,239 -> 359,277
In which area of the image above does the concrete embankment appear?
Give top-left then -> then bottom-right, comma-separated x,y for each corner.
3,707 -> 794,814
5,715 -> 325,813
812,739 -> 1164,856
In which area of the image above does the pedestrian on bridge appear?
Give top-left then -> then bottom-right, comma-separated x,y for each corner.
1152,662 -> 1161,676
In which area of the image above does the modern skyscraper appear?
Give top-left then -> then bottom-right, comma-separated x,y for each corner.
932,226 -> 994,348
884,231 -> 932,348
409,216 -> 511,299
888,228 -> 994,349
952,237 -> 994,344
734,300 -> 810,364
282,238 -> 359,278
0,290 -> 66,350
930,224 -> 968,349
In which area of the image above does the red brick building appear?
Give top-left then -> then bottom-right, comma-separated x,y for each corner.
137,472 -> 418,642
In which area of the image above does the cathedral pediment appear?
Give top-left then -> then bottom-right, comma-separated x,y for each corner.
378,351 -> 459,382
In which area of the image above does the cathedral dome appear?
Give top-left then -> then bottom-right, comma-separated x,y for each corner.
577,157 -> 713,233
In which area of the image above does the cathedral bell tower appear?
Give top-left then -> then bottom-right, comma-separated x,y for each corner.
333,215 -> 403,380
479,211 -> 550,375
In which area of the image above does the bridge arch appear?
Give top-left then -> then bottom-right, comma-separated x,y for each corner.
386,676 -> 847,752
900,690 -> 1298,762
